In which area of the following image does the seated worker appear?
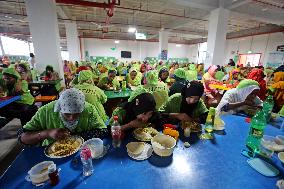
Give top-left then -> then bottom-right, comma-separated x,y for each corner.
159,80 -> 208,124
247,68 -> 266,101
169,68 -> 187,96
216,79 -> 263,114
185,64 -> 198,81
269,72 -> 284,111
109,88 -> 160,132
15,63 -> 33,82
222,69 -> 240,84
126,68 -> 142,87
40,65 -> 61,96
19,88 -> 107,146
97,69 -> 120,90
143,70 -> 169,109
0,68 -> 37,125
74,70 -> 108,122
158,67 -> 169,83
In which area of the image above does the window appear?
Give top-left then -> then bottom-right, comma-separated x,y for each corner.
1,36 -> 30,56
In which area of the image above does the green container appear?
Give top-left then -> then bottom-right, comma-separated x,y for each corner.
122,81 -> 126,91
246,110 -> 266,153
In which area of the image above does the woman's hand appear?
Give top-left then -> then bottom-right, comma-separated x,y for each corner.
47,128 -> 70,140
173,113 -> 192,122
128,119 -> 147,129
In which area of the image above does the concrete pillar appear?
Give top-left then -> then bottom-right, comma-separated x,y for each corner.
159,30 -> 168,61
65,22 -> 80,62
205,7 -> 229,69
0,37 -> 5,55
25,0 -> 64,78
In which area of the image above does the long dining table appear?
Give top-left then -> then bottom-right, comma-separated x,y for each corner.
1,115 -> 284,189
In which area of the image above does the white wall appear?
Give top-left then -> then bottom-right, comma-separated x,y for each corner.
83,39 -> 192,61
224,32 -> 284,66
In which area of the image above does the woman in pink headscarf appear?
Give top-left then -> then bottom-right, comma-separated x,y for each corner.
202,65 -> 218,92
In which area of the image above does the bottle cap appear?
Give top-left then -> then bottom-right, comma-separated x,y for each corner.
80,147 -> 92,160
113,116 -> 119,121
48,163 -> 57,173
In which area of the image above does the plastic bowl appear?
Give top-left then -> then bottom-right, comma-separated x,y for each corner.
151,134 -> 176,157
278,152 -> 284,164
82,138 -> 103,159
126,142 -> 145,156
261,135 -> 284,152
27,161 -> 54,184
275,135 -> 284,145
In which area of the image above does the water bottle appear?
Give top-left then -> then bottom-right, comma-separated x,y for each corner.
263,95 -> 274,123
80,147 -> 93,176
205,107 -> 215,133
111,116 -> 122,148
246,110 -> 266,153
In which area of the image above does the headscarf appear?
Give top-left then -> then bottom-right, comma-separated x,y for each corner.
188,64 -> 196,71
180,81 -> 204,116
247,69 -> 266,100
158,67 -> 169,82
229,69 -> 240,81
207,65 -> 218,77
3,68 -> 20,80
247,68 -> 265,83
54,88 -> 85,131
78,70 -> 93,84
140,63 -> 147,73
217,79 -> 260,114
173,68 -> 186,80
273,72 -> 284,83
121,92 -> 156,124
145,70 -> 158,85
108,69 -> 117,75
76,66 -> 89,74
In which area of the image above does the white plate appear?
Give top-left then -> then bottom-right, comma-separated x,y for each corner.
278,152 -> 284,164
93,145 -> 109,159
127,143 -> 153,161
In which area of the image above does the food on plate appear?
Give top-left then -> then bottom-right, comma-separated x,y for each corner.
182,121 -> 202,132
126,142 -> 145,155
134,127 -> 159,141
46,137 -> 82,157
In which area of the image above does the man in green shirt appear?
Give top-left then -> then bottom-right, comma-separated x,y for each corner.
0,68 -> 37,125
19,88 -> 107,146
160,80 -> 208,124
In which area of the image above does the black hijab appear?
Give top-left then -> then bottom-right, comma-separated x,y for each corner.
121,93 -> 156,124
180,81 -> 204,117
158,68 -> 169,82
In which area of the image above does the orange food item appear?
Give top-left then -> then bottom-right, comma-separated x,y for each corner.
163,128 -> 179,140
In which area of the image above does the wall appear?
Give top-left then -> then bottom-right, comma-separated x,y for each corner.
82,38 -> 192,61
224,32 -> 284,66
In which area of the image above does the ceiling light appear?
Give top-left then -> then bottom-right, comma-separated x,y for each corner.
30,36 -> 32,39
176,44 -> 181,47
60,47 -> 63,49
128,27 -> 136,33
114,40 -> 119,44
4,15 -> 8,18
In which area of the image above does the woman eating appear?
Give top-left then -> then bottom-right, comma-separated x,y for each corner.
74,70 -> 108,122
0,68 -> 37,125
40,65 -> 61,96
19,88 -> 107,146
126,68 -> 142,87
109,88 -> 160,131
97,69 -> 120,90
159,80 -> 208,124
216,79 -> 263,114
222,69 -> 240,84
247,68 -> 266,100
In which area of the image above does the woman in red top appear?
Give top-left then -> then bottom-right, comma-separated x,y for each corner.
247,68 -> 266,100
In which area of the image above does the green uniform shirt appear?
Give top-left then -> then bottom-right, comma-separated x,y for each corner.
126,72 -> 142,86
23,101 -> 106,146
74,83 -> 108,122
159,93 -> 208,118
97,76 -> 120,89
144,82 -> 169,109
17,80 -> 34,105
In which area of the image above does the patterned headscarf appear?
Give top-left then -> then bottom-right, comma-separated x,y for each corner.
54,88 -> 85,130
207,65 -> 218,77
54,88 -> 85,113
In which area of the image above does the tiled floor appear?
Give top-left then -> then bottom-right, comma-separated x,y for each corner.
0,119 -> 23,176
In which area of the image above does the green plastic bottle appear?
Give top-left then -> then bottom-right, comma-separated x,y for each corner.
246,110 -> 266,153
205,107 -> 215,133
263,95 -> 274,123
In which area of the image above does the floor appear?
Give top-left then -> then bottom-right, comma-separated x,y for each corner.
0,118 -> 23,176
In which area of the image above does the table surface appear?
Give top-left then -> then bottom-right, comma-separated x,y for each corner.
1,115 -> 284,189
0,96 -> 21,108
29,80 -> 62,85
104,89 -> 132,99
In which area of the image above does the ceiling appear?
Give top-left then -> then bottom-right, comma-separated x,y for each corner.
0,0 -> 283,48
